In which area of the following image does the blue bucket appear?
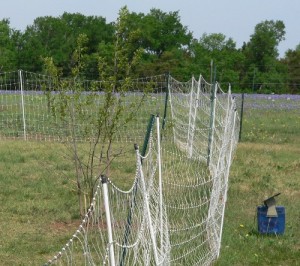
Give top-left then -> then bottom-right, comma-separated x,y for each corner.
257,205 -> 285,234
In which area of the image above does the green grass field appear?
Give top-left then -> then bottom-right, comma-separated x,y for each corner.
0,94 -> 299,265
216,99 -> 300,266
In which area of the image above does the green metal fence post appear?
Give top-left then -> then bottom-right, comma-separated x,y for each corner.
162,73 -> 170,131
239,93 -> 245,142
120,114 -> 155,265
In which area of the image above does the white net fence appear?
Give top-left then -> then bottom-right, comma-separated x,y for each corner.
0,70 -> 239,265
0,70 -> 167,143
44,130 -> 170,266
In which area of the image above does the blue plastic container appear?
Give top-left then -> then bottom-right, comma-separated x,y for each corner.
257,206 -> 285,234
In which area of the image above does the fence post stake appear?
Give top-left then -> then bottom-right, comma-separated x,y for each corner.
188,75 -> 201,158
218,108 -> 237,257
120,114 -> 156,265
207,82 -> 217,167
101,175 -> 116,266
239,93 -> 245,142
156,114 -> 164,249
135,144 -> 159,265
19,70 -> 27,140
162,73 -> 170,131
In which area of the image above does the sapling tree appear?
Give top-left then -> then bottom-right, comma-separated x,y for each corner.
43,6 -> 150,217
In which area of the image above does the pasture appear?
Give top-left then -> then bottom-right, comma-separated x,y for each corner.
217,94 -> 300,265
0,93 -> 299,265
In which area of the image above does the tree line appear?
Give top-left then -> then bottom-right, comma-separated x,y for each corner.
0,6 -> 299,93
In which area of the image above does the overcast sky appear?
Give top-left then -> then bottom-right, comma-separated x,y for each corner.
1,0 -> 299,58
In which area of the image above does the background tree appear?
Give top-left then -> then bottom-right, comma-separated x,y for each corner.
96,8 -> 193,80
283,44 -> 300,93
189,33 -> 244,89
1,9 -> 299,94
246,20 -> 285,70
20,16 -> 60,72
0,19 -> 18,71
19,13 -> 114,76
241,20 -> 287,92
141,9 -> 192,57
144,9 -> 192,79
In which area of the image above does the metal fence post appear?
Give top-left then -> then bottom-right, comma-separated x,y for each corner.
19,70 -> 27,140
101,175 -> 116,266
239,93 -> 245,142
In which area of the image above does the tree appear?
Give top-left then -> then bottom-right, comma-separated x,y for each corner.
61,12 -> 114,79
19,16 -> 60,72
97,7 -> 194,78
242,20 -> 286,91
43,7 -> 148,217
199,33 -> 236,51
0,19 -> 18,71
140,9 -> 193,57
189,33 -> 244,88
20,13 -> 114,75
249,20 -> 285,65
283,44 -> 300,93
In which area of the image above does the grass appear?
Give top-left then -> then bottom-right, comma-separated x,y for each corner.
216,104 -> 300,265
0,93 -> 299,265
0,141 -> 79,265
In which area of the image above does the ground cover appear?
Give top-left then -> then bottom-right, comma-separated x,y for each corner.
216,94 -> 300,265
0,93 -> 299,265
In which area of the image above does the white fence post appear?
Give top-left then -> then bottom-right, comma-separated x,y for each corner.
207,82 -> 217,167
188,75 -> 201,158
218,107 -> 237,257
19,70 -> 27,140
156,115 -> 164,250
135,144 -> 159,265
187,76 -> 195,155
101,175 -> 116,266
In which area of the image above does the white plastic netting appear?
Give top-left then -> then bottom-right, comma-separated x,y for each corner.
0,70 -> 239,265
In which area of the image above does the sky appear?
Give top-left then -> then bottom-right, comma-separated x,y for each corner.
1,0 -> 299,58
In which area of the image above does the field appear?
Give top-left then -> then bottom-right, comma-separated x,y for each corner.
216,94 -> 300,265
0,93 -> 299,265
